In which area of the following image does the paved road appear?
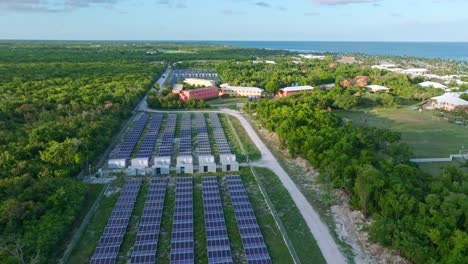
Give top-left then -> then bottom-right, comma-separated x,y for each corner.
136,67 -> 171,112
221,109 -> 347,264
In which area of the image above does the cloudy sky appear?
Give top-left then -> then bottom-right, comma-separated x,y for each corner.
1,0 -> 467,41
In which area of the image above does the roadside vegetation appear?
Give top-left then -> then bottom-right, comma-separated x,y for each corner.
244,93 -> 467,264
253,167 -> 326,264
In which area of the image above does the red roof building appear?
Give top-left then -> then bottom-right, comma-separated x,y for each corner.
179,87 -> 219,101
277,85 -> 314,97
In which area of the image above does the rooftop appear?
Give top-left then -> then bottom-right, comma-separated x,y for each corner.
419,81 -> 448,89
279,85 -> 314,92
221,84 -> 264,92
431,93 -> 468,106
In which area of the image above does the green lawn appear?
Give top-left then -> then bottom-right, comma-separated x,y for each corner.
225,115 -> 261,162
238,168 -> 295,264
418,161 -> 468,175
205,97 -> 248,105
68,184 -> 121,264
254,167 -> 326,264
336,107 -> 468,158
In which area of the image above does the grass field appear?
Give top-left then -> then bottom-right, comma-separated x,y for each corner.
253,167 -> 327,264
224,115 -> 262,162
336,107 -> 468,158
205,97 -> 248,105
68,182 -> 122,264
238,168 -> 295,264
417,161 -> 468,175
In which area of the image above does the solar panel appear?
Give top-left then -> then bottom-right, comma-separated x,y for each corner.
154,114 -> 177,159
90,179 -> 143,264
195,114 -> 212,156
170,178 -> 194,264
226,176 -> 271,264
129,178 -> 168,264
202,177 -> 234,264
110,114 -> 150,159
208,113 -> 234,155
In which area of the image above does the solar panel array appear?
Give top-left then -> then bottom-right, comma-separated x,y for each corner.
136,114 -> 163,158
202,177 -> 234,264
158,114 -> 177,157
129,178 -> 168,264
170,178 -> 194,264
196,114 -> 212,156
208,113 -> 232,155
112,114 -> 149,159
90,179 -> 143,264
226,176 -> 272,264
178,114 -> 192,156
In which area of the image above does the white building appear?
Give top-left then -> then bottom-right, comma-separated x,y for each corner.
366,85 -> 391,93
219,154 -> 239,172
152,156 -> 171,175
220,84 -> 264,97
401,68 -> 431,76
183,78 -> 216,87
198,155 -> 216,173
176,155 -> 193,174
131,157 -> 150,167
430,93 -> 468,111
299,54 -> 325,60
108,158 -> 127,169
418,81 -> 448,90
371,64 -> 397,70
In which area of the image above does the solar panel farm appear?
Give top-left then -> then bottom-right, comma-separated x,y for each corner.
67,111 -> 323,264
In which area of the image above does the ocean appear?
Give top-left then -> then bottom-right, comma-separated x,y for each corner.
190,41 -> 468,61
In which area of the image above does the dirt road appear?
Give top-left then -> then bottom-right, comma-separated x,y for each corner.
221,109 -> 347,264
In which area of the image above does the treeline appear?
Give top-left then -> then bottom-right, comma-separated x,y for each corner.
245,94 -> 467,263
146,91 -> 207,109
0,42 -> 164,263
0,41 -> 290,63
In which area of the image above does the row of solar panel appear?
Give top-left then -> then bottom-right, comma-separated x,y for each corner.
157,114 -> 177,157
179,114 -> 192,156
170,177 -> 194,264
90,179 -> 143,264
196,114 -> 212,156
129,178 -> 168,264
112,114 -> 150,159
136,114 -> 164,158
209,113 -> 233,155
202,177 -> 234,264
226,176 -> 272,264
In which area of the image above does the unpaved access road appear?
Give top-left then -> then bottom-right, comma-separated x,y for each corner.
221,109 -> 347,264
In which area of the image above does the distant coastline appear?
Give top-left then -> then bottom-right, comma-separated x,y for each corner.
187,40 -> 468,61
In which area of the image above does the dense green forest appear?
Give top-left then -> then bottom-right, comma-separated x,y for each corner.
245,93 -> 467,264
0,41 -> 289,63
0,42 -> 164,263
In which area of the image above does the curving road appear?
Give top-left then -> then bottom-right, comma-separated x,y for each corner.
222,109 -> 347,264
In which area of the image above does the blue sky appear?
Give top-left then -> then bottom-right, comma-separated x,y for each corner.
1,0 -> 467,41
